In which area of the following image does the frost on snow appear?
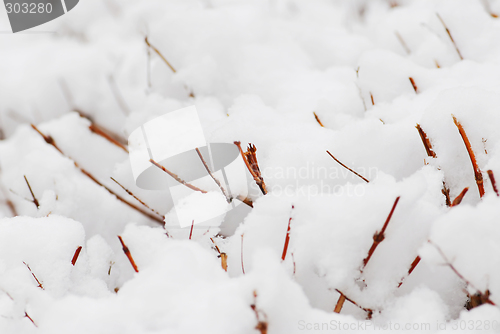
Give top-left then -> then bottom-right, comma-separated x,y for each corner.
1,0 -> 500,333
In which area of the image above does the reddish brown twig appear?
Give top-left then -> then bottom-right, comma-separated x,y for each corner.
234,142 -> 268,195
431,241 -> 495,308
451,187 -> 469,207
435,60 -> 441,68
481,0 -> 498,18
415,124 -> 437,158
313,112 -> 324,127
221,253 -> 228,272
436,13 -> 463,60
487,170 -> 499,196
281,205 -> 294,261
31,124 -> 164,225
88,123 -> 128,153
149,159 -> 207,194
398,255 -> 421,287
110,177 -> 161,216
251,291 -> 268,334
118,236 -> 139,273
409,77 -> 418,93
25,312 -> 37,327
326,151 -> 369,183
195,148 -> 230,201
334,294 -> 346,314
71,246 -> 83,266
23,175 -> 39,209
189,220 -> 194,240
210,237 -> 221,254
145,37 -> 177,73
370,92 -> 375,105
23,262 -> 44,289
442,182 -> 452,207
334,289 -> 373,318
241,233 -> 246,275
362,196 -> 400,267
452,115 -> 484,197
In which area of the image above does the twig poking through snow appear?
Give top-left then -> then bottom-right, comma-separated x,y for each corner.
234,142 -> 268,195
23,175 -> 39,209
362,196 -> 401,268
71,246 -> 83,266
415,124 -> 437,158
189,220 -> 194,240
150,158 -> 207,194
334,289 -> 373,318
436,13 -> 464,60
398,255 -> 421,288
30,124 -> 164,225
326,151 -> 369,183
24,312 -> 37,327
313,112 -> 324,127
118,236 -> 139,273
195,148 -> 230,202
241,234 -> 245,275
451,187 -> 469,207
221,253 -> 228,272
23,262 -> 44,290
487,170 -> 499,196
251,291 -> 268,334
144,37 -> 177,73
110,177 -> 162,216
395,31 -> 411,54
281,205 -> 294,261
409,77 -> 418,93
452,115 -> 485,198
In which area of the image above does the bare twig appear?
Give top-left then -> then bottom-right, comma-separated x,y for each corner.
241,233 -> 245,275
118,236 -> 139,273
221,253 -> 228,272
281,205 -> 294,261
370,92 -> 375,105
334,295 -> 346,313
487,170 -> 499,196
210,237 -> 221,254
452,115 -> 485,197
195,148 -> 229,201
395,31 -> 410,54
25,312 -> 37,327
415,124 -> 437,158
189,220 -> 194,240
398,255 -> 421,287
71,246 -> 83,266
482,0 -> 498,18
251,291 -> 268,334
409,77 -> 418,93
23,175 -> 39,209
451,187 -> 469,207
436,13 -> 463,60
362,196 -> 400,267
23,262 -> 43,289
145,37 -> 177,73
334,289 -> 373,318
234,142 -> 268,195
31,124 -> 164,225
110,177 -> 161,216
149,159 -> 207,193
326,151 -> 369,183
313,112 -> 324,127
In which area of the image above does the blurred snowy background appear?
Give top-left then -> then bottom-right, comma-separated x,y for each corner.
0,0 -> 500,332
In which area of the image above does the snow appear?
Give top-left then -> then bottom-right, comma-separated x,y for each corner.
0,0 -> 500,332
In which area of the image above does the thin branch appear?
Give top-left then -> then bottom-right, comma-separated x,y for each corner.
24,312 -> 37,327
110,177 -> 161,216
210,237 -> 221,254
451,187 -> 469,207
409,77 -> 418,93
334,295 -> 346,314
334,289 -> 373,318
415,124 -> 437,158
281,205 -> 294,261
370,92 -> 375,105
23,175 -> 39,209
71,246 -> 83,266
23,262 -> 43,289
241,233 -> 246,275
313,112 -> 324,127
452,115 -> 485,197
88,123 -> 128,152
487,170 -> 499,196
118,236 -> 139,273
362,196 -> 401,268
326,151 -> 369,183
195,148 -> 229,201
189,220 -> 194,240
395,31 -> 411,54
397,255 -> 421,288
436,13 -> 463,60
145,37 -> 177,73
234,142 -> 268,195
251,291 -> 268,334
221,253 -> 228,272
31,124 -> 164,225
149,159 -> 207,193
